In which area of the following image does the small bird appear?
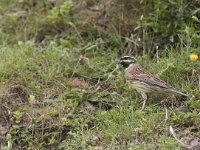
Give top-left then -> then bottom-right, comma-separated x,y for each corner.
118,56 -> 189,111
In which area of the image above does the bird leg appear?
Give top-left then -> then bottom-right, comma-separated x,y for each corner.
140,92 -> 147,111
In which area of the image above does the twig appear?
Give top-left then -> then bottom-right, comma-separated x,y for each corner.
169,126 -> 192,149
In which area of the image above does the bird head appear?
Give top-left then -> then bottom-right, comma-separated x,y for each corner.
118,56 -> 137,68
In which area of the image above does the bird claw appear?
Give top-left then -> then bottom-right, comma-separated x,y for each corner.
140,106 -> 145,112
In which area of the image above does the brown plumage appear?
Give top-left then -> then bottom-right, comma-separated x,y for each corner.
118,56 -> 189,111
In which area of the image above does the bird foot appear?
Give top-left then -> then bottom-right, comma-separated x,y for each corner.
139,106 -> 145,112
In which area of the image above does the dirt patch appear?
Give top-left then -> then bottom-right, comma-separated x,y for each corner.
5,84 -> 29,109
69,77 -> 91,89
0,84 -> 29,146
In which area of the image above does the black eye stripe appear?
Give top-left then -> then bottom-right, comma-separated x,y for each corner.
121,57 -> 133,60
121,58 -> 131,60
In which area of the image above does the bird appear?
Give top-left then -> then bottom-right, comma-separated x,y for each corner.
118,56 -> 189,111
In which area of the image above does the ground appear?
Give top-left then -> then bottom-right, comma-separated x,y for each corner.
0,0 -> 200,149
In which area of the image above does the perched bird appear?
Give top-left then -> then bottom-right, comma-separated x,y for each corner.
118,56 -> 189,111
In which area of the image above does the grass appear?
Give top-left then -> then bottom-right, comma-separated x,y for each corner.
0,39 -> 199,150
0,1 -> 200,149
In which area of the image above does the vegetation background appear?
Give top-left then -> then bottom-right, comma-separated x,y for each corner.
0,0 -> 199,149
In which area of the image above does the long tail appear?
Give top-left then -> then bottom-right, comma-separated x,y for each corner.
168,89 -> 190,97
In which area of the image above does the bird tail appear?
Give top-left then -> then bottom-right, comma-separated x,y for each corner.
169,89 -> 190,97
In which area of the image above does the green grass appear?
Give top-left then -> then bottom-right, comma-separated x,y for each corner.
0,40 -> 199,150
0,1 -> 200,149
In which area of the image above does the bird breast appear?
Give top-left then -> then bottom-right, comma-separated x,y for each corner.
125,68 -> 153,93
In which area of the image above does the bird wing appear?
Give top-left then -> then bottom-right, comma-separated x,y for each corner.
130,66 -> 175,90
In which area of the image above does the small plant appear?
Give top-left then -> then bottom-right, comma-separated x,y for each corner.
188,100 -> 200,110
28,94 -> 36,104
13,111 -> 24,123
47,1 -> 73,23
1,134 -> 13,150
